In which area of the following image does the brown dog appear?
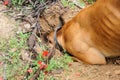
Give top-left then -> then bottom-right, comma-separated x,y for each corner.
46,0 -> 120,64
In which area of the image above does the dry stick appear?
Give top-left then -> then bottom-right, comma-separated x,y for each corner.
28,24 -> 37,50
34,0 -> 56,17
33,1 -> 50,17
15,17 -> 32,25
23,51 -> 33,79
74,4 -> 83,9
30,68 -> 41,80
3,62 -> 7,80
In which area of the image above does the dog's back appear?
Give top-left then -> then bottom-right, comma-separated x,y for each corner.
89,0 -> 120,56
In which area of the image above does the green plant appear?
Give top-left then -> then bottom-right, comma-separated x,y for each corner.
11,0 -> 25,7
0,31 -> 73,80
61,0 -> 75,8
46,54 -> 73,71
0,32 -> 30,79
27,50 -> 73,79
11,0 -> 46,7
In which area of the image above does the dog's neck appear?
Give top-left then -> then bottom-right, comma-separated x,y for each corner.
56,29 -> 65,49
54,28 -> 64,52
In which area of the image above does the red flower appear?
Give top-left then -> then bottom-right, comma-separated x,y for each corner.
27,68 -> 33,73
42,51 -> 49,57
3,0 -> 9,5
38,61 -> 47,70
38,61 -> 42,65
40,62 -> 47,70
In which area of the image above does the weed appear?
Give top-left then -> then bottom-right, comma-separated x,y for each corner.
11,0 -> 45,7
0,32 -> 30,79
11,0 -> 25,7
0,31 -> 73,80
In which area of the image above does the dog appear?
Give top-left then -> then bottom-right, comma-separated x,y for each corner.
46,0 -> 120,64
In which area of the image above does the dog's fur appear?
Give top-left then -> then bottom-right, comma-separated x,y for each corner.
46,0 -> 120,64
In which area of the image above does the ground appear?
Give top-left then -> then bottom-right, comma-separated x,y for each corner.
0,4 -> 16,40
0,2 -> 120,80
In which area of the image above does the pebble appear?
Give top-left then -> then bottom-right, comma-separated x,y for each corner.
24,23 -> 31,29
105,71 -> 111,76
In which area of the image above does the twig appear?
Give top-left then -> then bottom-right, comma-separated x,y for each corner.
3,61 -> 7,80
74,4 -> 83,9
30,68 -> 41,80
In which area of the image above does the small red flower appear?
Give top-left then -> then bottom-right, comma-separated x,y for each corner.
38,61 -> 47,70
42,51 -> 49,57
38,61 -> 42,65
3,0 -> 9,5
27,68 -> 33,73
40,62 -> 47,70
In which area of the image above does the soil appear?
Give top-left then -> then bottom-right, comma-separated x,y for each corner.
0,2 -> 120,80
0,4 -> 16,40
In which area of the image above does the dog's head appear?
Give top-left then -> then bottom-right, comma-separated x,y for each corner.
43,31 -> 55,47
43,16 -> 64,47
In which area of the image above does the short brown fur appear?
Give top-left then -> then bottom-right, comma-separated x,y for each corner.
47,0 -> 120,64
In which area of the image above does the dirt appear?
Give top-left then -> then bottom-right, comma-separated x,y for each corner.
0,4 -> 16,40
0,1 -> 120,80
